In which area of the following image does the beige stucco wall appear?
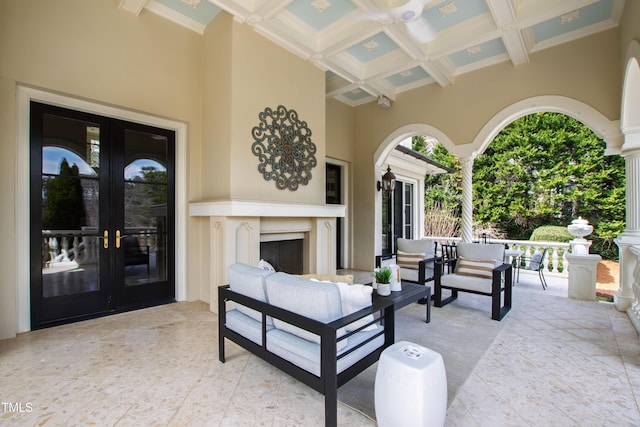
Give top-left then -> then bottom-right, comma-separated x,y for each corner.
0,0 -> 204,338
326,99 -> 355,163
348,29 -> 623,270
0,77 -> 17,339
227,22 -> 326,204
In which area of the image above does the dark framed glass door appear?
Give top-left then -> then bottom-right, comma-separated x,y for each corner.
30,102 -> 175,328
326,163 -> 343,269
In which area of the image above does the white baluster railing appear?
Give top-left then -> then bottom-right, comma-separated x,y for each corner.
426,236 -> 570,277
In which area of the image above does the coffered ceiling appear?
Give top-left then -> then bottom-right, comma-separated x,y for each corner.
120,0 -> 625,107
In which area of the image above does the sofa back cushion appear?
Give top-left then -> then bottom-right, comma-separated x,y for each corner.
456,243 -> 504,266
397,238 -> 436,257
265,272 -> 345,345
228,263 -> 274,323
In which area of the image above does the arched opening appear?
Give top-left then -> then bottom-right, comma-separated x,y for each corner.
621,44 -> 640,135
373,125 -> 455,258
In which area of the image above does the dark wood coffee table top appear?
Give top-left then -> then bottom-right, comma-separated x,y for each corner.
371,282 -> 431,323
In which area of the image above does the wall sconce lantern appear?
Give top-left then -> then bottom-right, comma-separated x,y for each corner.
377,166 -> 396,193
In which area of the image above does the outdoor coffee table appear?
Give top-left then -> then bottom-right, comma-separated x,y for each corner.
371,283 -> 431,346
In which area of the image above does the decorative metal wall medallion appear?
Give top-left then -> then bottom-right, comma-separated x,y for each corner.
251,105 -> 317,191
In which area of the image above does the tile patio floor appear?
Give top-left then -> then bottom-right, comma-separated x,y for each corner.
1,271 -> 639,426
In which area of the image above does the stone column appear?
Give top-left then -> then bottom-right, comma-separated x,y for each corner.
615,141 -> 640,312
460,156 -> 474,243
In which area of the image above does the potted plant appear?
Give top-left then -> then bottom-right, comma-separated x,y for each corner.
374,267 -> 392,296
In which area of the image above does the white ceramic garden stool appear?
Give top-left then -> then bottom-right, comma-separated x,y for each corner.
375,341 -> 447,427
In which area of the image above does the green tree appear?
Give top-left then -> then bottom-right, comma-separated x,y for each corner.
472,112 -> 625,257
43,158 -> 86,230
424,142 -> 461,216
125,165 -> 167,228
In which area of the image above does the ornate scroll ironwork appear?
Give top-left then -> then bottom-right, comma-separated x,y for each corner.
251,105 -> 317,191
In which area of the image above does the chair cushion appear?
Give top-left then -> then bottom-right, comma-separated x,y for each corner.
266,327 -> 384,377
400,266 -> 434,284
397,238 -> 435,257
441,273 -> 493,294
455,257 -> 495,279
228,263 -> 275,324
396,250 -> 425,270
457,242 -> 504,266
225,309 -> 273,345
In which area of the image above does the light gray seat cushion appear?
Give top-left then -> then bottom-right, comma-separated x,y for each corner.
441,273 -> 493,293
266,327 -> 384,377
225,309 -> 273,345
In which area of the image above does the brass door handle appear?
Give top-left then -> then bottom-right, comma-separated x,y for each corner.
116,230 -> 122,249
99,230 -> 108,249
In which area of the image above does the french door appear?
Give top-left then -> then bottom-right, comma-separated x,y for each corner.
30,102 -> 175,328
382,180 -> 414,255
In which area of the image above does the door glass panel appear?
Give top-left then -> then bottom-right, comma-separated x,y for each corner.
41,116 -> 101,297
123,130 -> 168,286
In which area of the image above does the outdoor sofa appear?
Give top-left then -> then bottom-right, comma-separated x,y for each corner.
218,263 -> 391,427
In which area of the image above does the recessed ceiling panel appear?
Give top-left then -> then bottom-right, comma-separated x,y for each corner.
345,32 -> 399,63
386,66 -> 430,86
286,0 -> 358,32
149,0 -> 625,106
449,38 -> 507,67
154,0 -> 220,25
342,88 -> 372,101
531,0 -> 614,43
422,0 -> 489,32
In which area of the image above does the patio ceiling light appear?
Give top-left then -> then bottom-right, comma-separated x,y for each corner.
377,166 -> 396,193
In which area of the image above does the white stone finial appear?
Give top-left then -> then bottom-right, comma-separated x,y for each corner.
568,217 -> 593,254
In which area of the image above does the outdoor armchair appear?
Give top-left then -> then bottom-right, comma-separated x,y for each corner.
434,242 -> 513,321
375,238 -> 438,286
516,248 -> 548,290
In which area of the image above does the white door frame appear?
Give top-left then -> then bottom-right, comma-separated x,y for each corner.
16,86 -> 188,332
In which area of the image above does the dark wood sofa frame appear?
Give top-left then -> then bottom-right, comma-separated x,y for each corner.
433,258 -> 513,321
218,285 -> 393,427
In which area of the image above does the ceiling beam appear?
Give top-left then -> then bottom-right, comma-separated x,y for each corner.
119,0 -> 148,15
486,0 -> 529,65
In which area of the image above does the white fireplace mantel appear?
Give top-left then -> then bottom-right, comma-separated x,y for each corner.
189,199 -> 345,313
189,200 -> 345,218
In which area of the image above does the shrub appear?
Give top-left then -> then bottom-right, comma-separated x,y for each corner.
529,226 -> 573,242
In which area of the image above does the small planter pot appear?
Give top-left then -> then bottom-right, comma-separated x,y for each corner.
376,283 -> 391,296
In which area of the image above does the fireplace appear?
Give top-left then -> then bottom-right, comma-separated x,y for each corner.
260,238 -> 303,274
189,200 -> 345,312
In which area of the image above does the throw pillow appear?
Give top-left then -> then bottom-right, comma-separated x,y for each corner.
396,250 -> 425,270
455,257 -> 495,279
333,282 -> 378,332
258,259 -> 276,271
